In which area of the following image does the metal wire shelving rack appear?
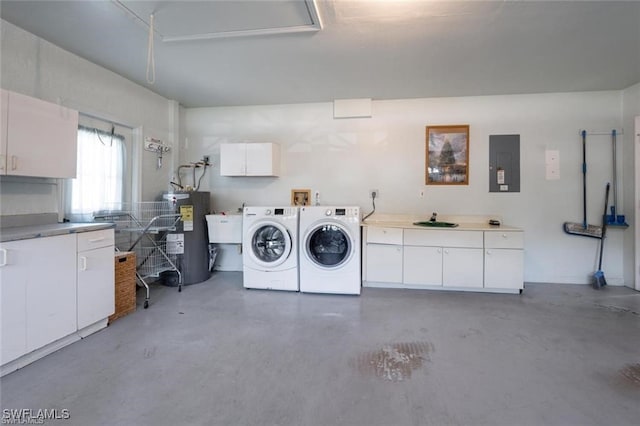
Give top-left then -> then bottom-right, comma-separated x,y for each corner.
94,201 -> 182,309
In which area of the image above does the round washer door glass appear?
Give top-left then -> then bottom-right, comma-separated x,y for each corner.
251,224 -> 291,266
306,224 -> 351,268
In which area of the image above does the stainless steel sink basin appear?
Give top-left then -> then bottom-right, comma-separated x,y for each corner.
412,221 -> 459,228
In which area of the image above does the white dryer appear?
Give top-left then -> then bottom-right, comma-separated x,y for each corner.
299,206 -> 361,295
242,206 -> 299,291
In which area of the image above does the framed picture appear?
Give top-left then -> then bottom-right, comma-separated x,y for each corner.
291,189 -> 311,206
426,125 -> 469,185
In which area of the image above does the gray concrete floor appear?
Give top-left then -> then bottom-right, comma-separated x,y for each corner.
1,273 -> 639,426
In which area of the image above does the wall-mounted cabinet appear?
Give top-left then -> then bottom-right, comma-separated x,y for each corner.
220,143 -> 280,176
0,89 -> 79,178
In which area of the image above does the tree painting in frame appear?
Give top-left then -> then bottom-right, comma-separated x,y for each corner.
426,125 -> 469,185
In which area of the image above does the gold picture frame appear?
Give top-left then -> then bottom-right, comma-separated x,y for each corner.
291,189 -> 311,206
426,125 -> 470,185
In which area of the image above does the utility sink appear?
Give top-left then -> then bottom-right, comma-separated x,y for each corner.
413,221 -> 459,228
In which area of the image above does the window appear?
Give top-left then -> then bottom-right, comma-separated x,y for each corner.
65,120 -> 132,222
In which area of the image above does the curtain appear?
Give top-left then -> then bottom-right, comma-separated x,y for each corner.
65,126 -> 125,222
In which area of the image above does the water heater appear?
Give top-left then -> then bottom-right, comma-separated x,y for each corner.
163,191 -> 211,285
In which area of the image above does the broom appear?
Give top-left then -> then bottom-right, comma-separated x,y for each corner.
564,131 -> 602,238
593,183 -> 610,289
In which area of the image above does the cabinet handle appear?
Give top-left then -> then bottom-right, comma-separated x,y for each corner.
0,248 -> 7,267
444,249 -> 449,254
79,256 -> 87,271
502,234 -> 507,238
11,155 -> 17,171
0,154 -> 5,171
437,248 -> 442,254
486,250 -> 492,255
88,237 -> 106,243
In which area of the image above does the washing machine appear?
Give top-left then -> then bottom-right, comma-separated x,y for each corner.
242,206 -> 299,291
299,206 -> 361,295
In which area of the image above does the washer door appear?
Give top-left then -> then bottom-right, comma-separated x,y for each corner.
305,222 -> 352,269
248,222 -> 292,268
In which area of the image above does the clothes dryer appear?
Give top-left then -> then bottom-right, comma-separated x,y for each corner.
299,206 -> 361,295
242,206 -> 299,291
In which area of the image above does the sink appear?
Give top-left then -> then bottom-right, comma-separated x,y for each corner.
413,221 -> 459,228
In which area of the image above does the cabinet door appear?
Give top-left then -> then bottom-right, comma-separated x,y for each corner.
246,143 -> 279,176
77,245 -> 115,329
0,240 -> 28,364
0,89 -> 8,174
485,249 -> 523,289
443,248 -> 484,288
6,91 -> 79,178
26,234 -> 77,352
220,143 -> 246,176
366,244 -> 402,283
403,246 -> 442,286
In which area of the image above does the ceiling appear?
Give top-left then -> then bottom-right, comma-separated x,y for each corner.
1,0 -> 639,108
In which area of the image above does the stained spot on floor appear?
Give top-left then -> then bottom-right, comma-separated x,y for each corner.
143,346 -> 156,359
351,342 -> 434,382
618,363 -> 640,386
593,304 -> 639,316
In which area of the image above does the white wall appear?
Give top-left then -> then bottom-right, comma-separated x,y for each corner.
622,82 -> 640,288
0,19 -> 176,217
184,91 -> 627,285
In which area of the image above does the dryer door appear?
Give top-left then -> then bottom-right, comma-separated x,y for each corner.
305,222 -> 352,269
248,221 -> 292,268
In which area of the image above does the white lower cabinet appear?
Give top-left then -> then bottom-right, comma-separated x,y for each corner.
484,231 -> 524,290
403,229 -> 483,288
366,244 -> 403,283
364,224 -> 524,294
77,245 -> 115,329
442,248 -> 484,288
0,234 -> 77,356
1,228 -> 115,374
0,239 -> 28,364
403,246 -> 442,286
364,226 -> 403,283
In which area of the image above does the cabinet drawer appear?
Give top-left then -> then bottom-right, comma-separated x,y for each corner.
77,229 -> 114,251
366,226 -> 403,245
484,231 -> 524,249
404,229 -> 483,248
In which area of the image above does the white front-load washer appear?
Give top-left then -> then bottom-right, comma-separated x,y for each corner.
242,206 -> 299,291
299,206 -> 361,295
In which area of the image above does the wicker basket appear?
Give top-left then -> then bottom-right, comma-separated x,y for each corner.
109,251 -> 137,324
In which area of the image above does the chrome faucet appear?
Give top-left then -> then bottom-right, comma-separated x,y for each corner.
430,212 -> 437,222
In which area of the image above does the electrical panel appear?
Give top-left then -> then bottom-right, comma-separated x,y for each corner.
489,135 -> 520,193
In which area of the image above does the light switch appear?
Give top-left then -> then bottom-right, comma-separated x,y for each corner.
545,150 -> 560,180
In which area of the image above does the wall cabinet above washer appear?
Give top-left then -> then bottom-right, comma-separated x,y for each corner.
220,143 -> 280,177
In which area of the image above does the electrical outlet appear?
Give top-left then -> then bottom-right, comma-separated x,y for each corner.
419,189 -> 425,198
203,155 -> 210,164
369,189 -> 379,199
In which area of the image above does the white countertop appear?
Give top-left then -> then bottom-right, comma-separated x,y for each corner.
0,222 -> 115,243
361,213 -> 522,232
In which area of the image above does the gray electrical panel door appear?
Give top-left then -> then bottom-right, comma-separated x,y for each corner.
489,135 -> 520,192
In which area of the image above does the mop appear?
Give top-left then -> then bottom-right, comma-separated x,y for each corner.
564,130 -> 602,238
593,183 -> 610,289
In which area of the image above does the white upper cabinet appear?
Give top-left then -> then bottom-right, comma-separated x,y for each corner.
220,143 -> 280,176
1,90 -> 79,178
